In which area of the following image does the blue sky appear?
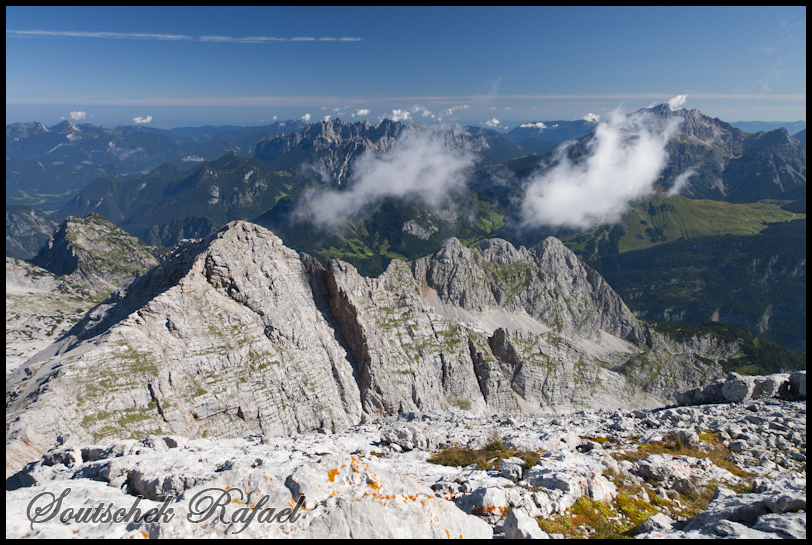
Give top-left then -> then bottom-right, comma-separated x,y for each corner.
6,6 -> 806,129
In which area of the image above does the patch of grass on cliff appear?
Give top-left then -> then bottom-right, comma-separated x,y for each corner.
427,432 -> 540,471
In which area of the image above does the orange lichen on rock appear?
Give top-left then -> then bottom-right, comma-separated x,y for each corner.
328,468 -> 340,482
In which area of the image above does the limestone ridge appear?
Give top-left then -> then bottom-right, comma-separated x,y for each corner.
413,236 -> 644,343
644,104 -> 806,200
7,221 -> 744,470
254,118 -> 494,187
255,118 -> 413,186
29,213 -> 161,294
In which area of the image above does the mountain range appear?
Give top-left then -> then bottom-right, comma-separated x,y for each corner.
6,119 -> 307,210
5,106 -> 807,354
7,219 -> 803,473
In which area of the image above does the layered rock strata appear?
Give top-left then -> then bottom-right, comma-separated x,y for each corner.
6,221 -> 757,474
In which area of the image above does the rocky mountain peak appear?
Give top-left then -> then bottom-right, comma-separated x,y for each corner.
6,220 -> 762,472
646,104 -> 743,148
29,213 -> 160,293
477,237 -> 530,265
254,118 -> 412,185
5,121 -> 51,140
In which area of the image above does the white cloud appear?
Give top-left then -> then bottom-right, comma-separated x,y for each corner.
324,115 -> 332,122
132,115 -> 153,124
667,166 -> 698,197
352,108 -> 370,118
411,106 -> 435,118
484,118 -> 500,128
520,108 -> 682,230
69,111 -> 87,120
388,109 -> 412,122
302,113 -> 311,123
7,30 -> 193,41
582,113 -> 600,123
519,121 -> 547,130
668,94 -> 688,111
299,127 -> 475,227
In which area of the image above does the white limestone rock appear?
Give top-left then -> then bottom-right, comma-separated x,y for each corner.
455,486 -> 510,523
503,507 -> 549,539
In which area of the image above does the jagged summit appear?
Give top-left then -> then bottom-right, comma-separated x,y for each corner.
254,118 -> 415,185
254,118 -> 495,186
8,220 -> 747,472
631,104 -> 806,199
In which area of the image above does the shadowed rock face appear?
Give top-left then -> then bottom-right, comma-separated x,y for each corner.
29,213 -> 161,292
7,221 -> 746,473
5,205 -> 60,260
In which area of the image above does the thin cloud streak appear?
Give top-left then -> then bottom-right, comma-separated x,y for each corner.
6,29 -> 362,43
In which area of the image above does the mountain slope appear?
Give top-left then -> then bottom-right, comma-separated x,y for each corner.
644,105 -> 806,201
595,219 -> 807,353
9,221 -> 793,471
5,257 -> 98,375
6,119 -> 309,209
7,214 -> 164,376
54,155 -> 295,246
5,205 -> 59,260
30,213 -> 162,294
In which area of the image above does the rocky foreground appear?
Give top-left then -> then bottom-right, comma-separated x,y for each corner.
6,371 -> 805,539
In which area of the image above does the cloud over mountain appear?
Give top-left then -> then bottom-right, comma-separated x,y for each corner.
520,109 -> 682,230
299,127 -> 475,227
669,94 -> 688,110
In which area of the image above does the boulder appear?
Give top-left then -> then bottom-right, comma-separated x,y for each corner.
503,508 -> 549,539
633,512 -> 676,535
498,457 -> 527,482
455,487 -> 510,523
722,373 -> 756,403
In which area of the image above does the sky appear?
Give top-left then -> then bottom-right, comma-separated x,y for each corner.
6,6 -> 806,130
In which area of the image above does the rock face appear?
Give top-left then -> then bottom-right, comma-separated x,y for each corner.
255,118 -> 413,186
254,118 -> 495,187
5,205 -> 59,260
29,213 -> 161,294
4,221 -> 765,474
646,105 -> 806,201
